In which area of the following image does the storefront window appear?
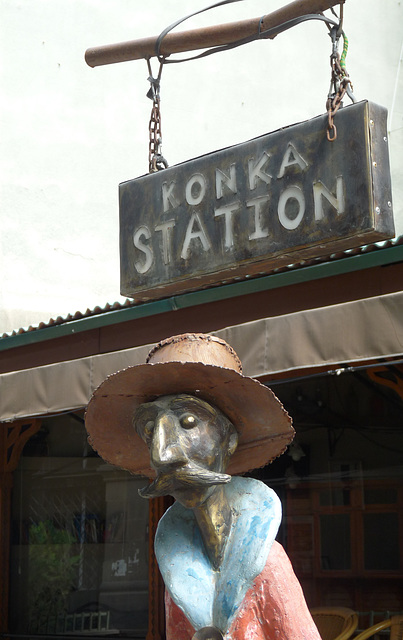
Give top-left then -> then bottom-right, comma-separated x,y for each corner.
363,513 -> 399,571
9,413 -> 149,637
253,364 -> 403,614
319,514 -> 351,570
8,363 -> 403,633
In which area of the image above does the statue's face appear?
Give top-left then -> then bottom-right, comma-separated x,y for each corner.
133,394 -> 238,507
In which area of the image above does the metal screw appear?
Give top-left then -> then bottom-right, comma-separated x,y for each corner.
373,161 -> 377,167
388,201 -> 392,207
375,206 -> 381,214
370,119 -> 375,125
384,136 -> 388,142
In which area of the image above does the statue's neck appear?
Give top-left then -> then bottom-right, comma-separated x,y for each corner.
193,485 -> 232,571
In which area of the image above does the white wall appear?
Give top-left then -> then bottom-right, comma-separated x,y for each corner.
1,0 -> 402,334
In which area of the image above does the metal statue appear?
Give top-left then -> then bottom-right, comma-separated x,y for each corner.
85,333 -> 321,640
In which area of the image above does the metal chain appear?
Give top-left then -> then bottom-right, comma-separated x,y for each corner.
146,58 -> 168,172
326,24 -> 356,142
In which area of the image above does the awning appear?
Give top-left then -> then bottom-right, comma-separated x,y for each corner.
1,291 -> 403,422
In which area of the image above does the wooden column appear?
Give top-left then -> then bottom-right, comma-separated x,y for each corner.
147,495 -> 174,640
0,419 -> 41,632
367,365 -> 403,401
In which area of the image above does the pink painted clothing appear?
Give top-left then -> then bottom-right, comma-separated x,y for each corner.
165,541 -> 320,640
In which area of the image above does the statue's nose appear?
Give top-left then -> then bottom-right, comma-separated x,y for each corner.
150,413 -> 188,468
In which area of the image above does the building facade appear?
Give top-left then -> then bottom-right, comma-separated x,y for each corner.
1,241 -> 403,637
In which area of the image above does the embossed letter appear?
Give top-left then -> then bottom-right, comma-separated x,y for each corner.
214,202 -> 240,249
216,164 -> 237,199
162,182 -> 179,212
155,220 -> 176,265
133,226 -> 153,274
181,213 -> 211,259
278,186 -> 305,230
313,176 -> 345,220
277,143 -> 308,178
247,196 -> 270,240
185,174 -> 207,206
248,152 -> 272,190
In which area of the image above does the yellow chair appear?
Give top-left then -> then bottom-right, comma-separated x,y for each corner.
310,607 -> 359,640
353,615 -> 403,640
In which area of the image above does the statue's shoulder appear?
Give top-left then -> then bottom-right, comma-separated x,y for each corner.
227,475 -> 282,515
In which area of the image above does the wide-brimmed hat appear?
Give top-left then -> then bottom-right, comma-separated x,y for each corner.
85,333 -> 294,476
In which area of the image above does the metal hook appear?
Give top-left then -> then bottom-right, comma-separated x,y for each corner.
328,25 -> 340,59
345,81 -> 357,103
146,57 -> 164,101
336,2 -> 344,39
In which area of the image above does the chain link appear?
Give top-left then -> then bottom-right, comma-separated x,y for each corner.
147,58 -> 168,172
326,78 -> 348,142
326,25 -> 355,142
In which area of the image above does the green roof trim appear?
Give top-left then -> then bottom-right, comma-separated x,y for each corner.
1,242 -> 403,352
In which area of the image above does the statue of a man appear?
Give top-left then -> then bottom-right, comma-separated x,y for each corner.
85,333 -> 320,640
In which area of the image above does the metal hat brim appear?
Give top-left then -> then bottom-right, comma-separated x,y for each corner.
85,361 -> 294,477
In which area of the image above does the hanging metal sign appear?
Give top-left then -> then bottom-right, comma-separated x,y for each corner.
119,100 -> 394,301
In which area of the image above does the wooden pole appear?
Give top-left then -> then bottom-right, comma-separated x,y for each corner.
0,420 -> 41,633
85,0 -> 344,67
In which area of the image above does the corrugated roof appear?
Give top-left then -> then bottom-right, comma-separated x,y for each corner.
4,299 -> 134,337
2,236 -> 403,340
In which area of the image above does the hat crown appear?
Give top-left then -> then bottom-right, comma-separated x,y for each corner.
146,333 -> 242,373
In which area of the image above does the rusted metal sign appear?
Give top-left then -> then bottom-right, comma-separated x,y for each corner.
120,100 -> 394,301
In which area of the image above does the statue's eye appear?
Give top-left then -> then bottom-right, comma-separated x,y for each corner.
180,413 -> 198,429
135,418 -> 154,445
133,403 -> 158,445
142,420 -> 155,443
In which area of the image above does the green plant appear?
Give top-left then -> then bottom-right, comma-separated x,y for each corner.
28,520 -> 79,631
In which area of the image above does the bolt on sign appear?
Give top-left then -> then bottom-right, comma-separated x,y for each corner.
120,100 -> 394,301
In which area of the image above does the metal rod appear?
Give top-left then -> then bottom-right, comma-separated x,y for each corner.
85,0 -> 344,67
